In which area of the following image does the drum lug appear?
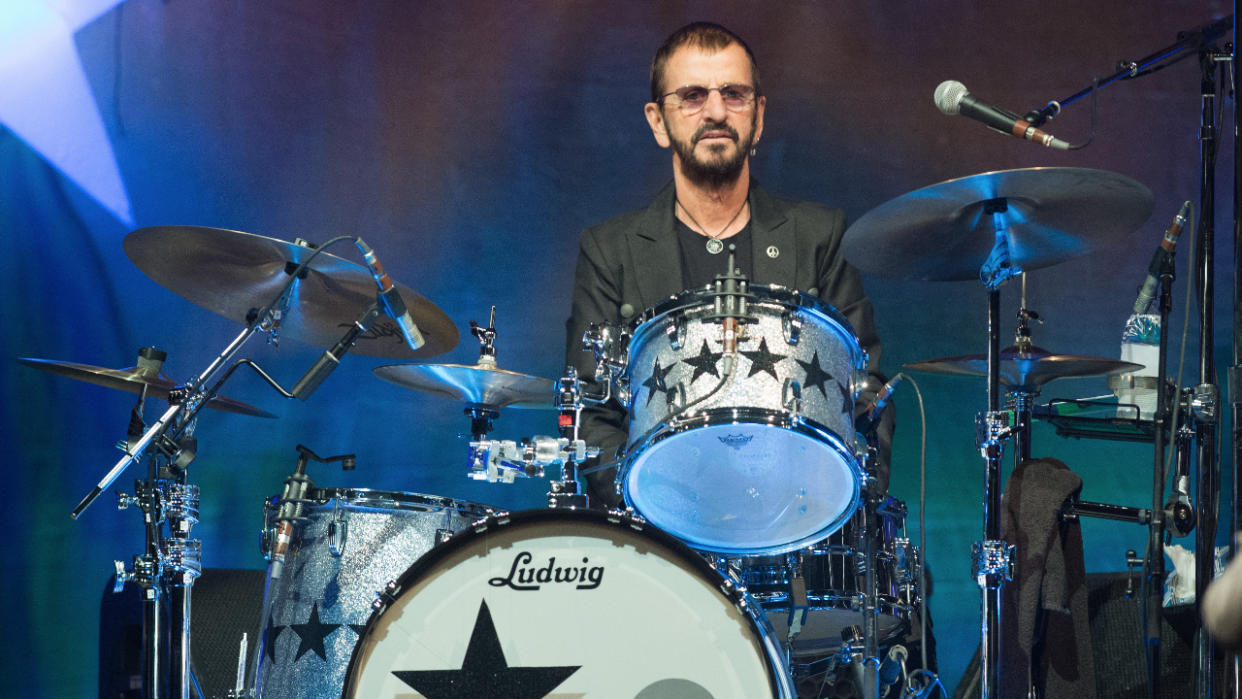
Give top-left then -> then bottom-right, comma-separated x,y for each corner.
781,311 -> 802,345
781,379 -> 803,418
328,511 -> 347,557
664,318 -> 685,351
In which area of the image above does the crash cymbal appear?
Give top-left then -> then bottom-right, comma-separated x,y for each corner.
18,357 -> 276,418
842,167 -> 1154,281
123,226 -> 458,359
374,362 -> 555,409
903,346 -> 1142,391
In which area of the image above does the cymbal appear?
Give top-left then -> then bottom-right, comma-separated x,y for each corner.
374,362 -> 555,409
842,168 -> 1154,281
18,357 -> 276,418
903,346 -> 1143,392
124,226 -> 458,359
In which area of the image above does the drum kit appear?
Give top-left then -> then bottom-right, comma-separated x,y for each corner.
31,165 -> 1181,699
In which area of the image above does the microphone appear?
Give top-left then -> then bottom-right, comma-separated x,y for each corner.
934,80 -> 1070,150
1132,200 -> 1191,314
878,644 -> 907,695
355,239 -> 425,352
857,374 -> 904,435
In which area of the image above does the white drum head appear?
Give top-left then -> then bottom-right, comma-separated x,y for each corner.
344,510 -> 791,698
624,422 -> 859,554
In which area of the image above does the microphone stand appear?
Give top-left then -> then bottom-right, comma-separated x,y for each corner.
1022,15 -> 1233,126
1231,8 -> 1241,699
1192,44 -> 1226,699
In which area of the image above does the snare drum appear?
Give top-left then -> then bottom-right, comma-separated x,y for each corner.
728,498 -> 921,658
621,285 -> 865,554
253,488 -> 493,699
342,508 -> 795,698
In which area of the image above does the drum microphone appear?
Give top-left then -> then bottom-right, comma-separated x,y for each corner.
1132,200 -> 1191,314
934,80 -> 1070,150
878,644 -> 907,695
355,239 -> 425,352
857,374 -> 903,435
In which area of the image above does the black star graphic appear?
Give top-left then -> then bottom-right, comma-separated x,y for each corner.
794,350 -> 836,398
393,600 -> 580,698
740,337 -> 787,381
264,619 -> 285,664
836,380 -> 853,415
641,359 -> 676,406
348,623 -> 368,637
288,602 -> 341,662
680,339 -> 722,383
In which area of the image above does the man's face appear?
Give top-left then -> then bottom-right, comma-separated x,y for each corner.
645,43 -> 765,188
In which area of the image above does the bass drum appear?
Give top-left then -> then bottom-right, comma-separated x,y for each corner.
253,488 -> 494,699
343,508 -> 795,698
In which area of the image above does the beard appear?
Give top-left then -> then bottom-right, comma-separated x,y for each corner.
671,113 -> 757,189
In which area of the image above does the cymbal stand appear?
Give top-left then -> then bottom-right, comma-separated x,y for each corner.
974,199 -> 1022,699
110,346 -> 205,699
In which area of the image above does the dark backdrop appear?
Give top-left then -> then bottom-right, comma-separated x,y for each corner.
0,1 -> 1233,695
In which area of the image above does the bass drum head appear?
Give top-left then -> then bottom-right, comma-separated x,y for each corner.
343,509 -> 792,698
623,416 -> 860,555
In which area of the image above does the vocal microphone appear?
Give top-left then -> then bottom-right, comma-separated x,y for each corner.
1132,201 -> 1191,314
934,80 -> 1070,150
355,239 -> 425,352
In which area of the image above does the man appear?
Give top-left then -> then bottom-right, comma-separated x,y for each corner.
564,21 -> 891,511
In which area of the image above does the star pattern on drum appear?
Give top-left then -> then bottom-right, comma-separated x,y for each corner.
288,601 -> 341,661
392,599 -> 580,698
641,359 -> 678,406
740,337 -> 786,380
836,380 -> 852,415
794,349 -> 835,397
264,619 -> 284,664
680,339 -> 721,383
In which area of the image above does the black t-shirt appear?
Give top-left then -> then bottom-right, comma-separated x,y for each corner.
674,218 -> 754,291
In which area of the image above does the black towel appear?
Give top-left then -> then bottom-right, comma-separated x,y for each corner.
1001,457 -> 1096,699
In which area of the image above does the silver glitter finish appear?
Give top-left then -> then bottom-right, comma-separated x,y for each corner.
726,503 -> 924,658
622,286 -> 866,554
253,489 -> 493,699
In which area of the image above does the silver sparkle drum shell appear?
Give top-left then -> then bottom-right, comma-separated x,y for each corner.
252,488 -> 494,699
728,498 -> 923,658
621,285 -> 865,555
342,508 -> 794,699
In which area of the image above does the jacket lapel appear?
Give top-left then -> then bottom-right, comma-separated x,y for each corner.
749,184 -> 795,287
626,183 -> 685,310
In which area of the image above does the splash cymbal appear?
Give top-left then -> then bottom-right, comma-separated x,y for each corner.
374,362 -> 555,409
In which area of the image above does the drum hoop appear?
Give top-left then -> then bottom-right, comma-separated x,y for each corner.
622,407 -> 861,476
340,507 -> 791,698
633,284 -> 860,355
270,487 -> 495,516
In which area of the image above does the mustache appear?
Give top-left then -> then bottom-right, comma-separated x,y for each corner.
693,122 -> 739,144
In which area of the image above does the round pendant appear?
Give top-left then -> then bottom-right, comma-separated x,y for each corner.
705,238 -> 724,255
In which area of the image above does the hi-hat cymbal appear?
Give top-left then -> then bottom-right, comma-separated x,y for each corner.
842,167 -> 1154,281
123,226 -> 458,358
18,357 -> 276,417
903,346 -> 1142,392
374,362 -> 555,409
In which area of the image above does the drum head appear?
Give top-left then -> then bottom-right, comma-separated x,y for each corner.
343,509 -> 791,698
624,420 -> 860,554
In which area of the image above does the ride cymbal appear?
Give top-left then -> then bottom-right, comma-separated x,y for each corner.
842,167 -> 1154,281
903,346 -> 1142,392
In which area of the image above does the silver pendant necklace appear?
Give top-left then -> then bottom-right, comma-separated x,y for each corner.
676,196 -> 749,255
